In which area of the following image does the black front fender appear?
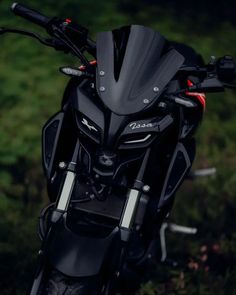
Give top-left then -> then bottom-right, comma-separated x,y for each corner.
47,216 -> 119,277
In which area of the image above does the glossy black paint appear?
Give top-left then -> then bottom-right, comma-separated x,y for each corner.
48,216 -> 119,277
96,25 -> 185,115
158,140 -> 195,208
42,112 -> 64,179
2,5 -> 235,293
40,24 -> 202,288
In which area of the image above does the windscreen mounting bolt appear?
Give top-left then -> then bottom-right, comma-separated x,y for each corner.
99,71 -> 105,76
100,86 -> 105,92
153,87 -> 159,92
143,99 -> 150,104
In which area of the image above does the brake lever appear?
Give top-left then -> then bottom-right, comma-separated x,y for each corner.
188,77 -> 224,92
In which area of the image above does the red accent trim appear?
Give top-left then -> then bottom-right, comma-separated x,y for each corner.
79,60 -> 97,70
65,18 -> 72,23
186,80 -> 206,111
187,80 -> 194,87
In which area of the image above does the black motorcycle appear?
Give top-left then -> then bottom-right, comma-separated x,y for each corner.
1,3 -> 236,295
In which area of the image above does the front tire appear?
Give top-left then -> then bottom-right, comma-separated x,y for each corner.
44,270 -> 100,295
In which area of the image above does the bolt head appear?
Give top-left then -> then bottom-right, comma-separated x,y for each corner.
153,86 -> 159,92
143,185 -> 150,192
90,194 -> 95,199
143,98 -> 150,104
158,102 -> 167,108
59,162 -> 66,169
100,86 -> 105,92
99,70 -> 105,76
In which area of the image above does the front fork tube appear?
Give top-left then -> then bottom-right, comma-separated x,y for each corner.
117,189 -> 142,270
49,138 -> 80,223
29,141 -> 79,295
50,166 -> 76,223
116,149 -> 151,274
120,189 -> 141,239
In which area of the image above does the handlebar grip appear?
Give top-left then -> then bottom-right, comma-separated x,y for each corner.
11,3 -> 51,28
217,55 -> 236,83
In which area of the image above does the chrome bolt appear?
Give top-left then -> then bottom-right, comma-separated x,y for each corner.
143,185 -> 150,192
143,98 -> 150,104
100,86 -> 105,92
153,86 -> 159,92
99,70 -> 105,76
59,162 -> 66,169
158,102 -> 167,108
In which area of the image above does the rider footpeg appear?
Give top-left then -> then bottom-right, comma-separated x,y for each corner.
168,223 -> 197,234
160,222 -> 197,262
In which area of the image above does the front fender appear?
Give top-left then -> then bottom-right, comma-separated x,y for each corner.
47,216 -> 119,277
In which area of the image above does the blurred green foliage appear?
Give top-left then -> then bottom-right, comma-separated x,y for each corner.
0,0 -> 236,294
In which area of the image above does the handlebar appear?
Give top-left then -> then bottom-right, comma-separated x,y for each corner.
5,3 -> 236,85
10,2 -> 95,68
11,3 -> 51,28
217,55 -> 236,83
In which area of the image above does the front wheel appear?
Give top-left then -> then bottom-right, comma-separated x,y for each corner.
44,270 -> 100,295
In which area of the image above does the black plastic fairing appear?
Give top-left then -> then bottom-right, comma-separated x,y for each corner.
96,25 -> 185,115
42,112 -> 64,179
71,83 -> 105,143
157,141 -> 195,209
73,85 -> 105,131
120,115 -> 173,136
118,115 -> 174,149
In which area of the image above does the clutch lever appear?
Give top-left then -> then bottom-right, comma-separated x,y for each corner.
0,27 -> 69,52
